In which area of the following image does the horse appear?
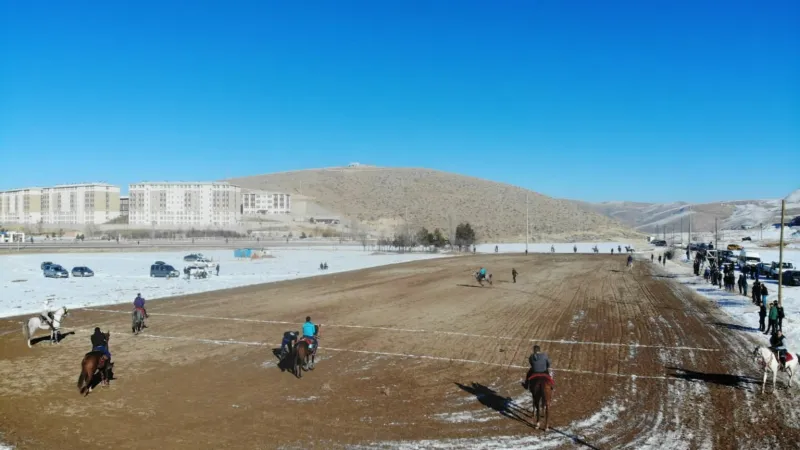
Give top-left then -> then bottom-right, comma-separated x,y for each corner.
132,308 -> 146,334
754,346 -> 798,393
23,306 -> 69,348
77,332 -> 113,396
293,339 -> 316,378
527,373 -> 554,430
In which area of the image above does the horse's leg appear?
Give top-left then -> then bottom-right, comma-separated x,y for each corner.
772,367 -> 778,393
543,386 -> 551,431
763,370 -> 768,394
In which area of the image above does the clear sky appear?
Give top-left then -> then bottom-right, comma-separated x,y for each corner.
1,1 -> 798,202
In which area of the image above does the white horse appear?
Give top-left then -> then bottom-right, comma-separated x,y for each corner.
23,306 -> 69,348
754,346 -> 798,393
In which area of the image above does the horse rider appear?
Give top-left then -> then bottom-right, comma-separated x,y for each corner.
770,330 -> 788,370
301,316 -> 320,354
134,293 -> 148,327
41,299 -> 56,330
281,330 -> 299,358
90,327 -> 112,366
477,267 -> 487,282
524,345 -> 552,389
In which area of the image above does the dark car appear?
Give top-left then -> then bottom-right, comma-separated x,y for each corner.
742,237 -> 752,242
651,240 -> 667,247
782,270 -> 800,286
150,263 -> 179,278
44,264 -> 69,278
71,266 -> 95,277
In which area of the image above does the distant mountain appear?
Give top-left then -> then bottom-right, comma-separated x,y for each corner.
582,189 -> 800,234
227,167 -> 640,242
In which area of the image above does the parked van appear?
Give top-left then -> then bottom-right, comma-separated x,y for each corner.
150,263 -> 179,278
738,249 -> 761,270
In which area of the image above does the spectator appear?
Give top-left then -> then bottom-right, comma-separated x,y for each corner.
742,275 -> 748,297
651,254 -> 654,263
752,281 -> 761,305
777,304 -> 785,332
658,255 -> 662,264
512,268 -> 518,283
737,274 -> 744,294
765,301 -> 779,335
761,284 -> 769,309
704,267 -> 711,282
758,303 -> 767,332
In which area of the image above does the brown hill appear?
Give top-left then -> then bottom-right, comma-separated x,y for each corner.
227,167 -> 640,242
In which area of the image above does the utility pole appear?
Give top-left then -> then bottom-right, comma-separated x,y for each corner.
760,223 -> 763,241
715,217 -> 719,268
525,192 -> 529,254
688,206 -> 692,246
779,199 -> 786,307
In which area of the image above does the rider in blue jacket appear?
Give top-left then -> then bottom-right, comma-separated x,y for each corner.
302,316 -> 319,352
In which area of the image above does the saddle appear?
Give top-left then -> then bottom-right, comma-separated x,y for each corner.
527,373 -> 555,387
299,337 -> 316,349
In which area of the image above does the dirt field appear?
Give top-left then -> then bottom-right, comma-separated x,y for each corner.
1,254 -> 798,449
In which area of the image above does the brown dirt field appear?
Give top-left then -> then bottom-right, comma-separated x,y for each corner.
1,255 -> 798,449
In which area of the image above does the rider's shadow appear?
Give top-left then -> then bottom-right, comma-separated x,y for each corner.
30,331 -> 75,346
454,382 -> 534,429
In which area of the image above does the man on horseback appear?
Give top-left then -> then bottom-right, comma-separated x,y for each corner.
301,316 -> 319,355
134,293 -> 148,328
90,327 -> 112,367
477,267 -> 487,281
40,299 -> 56,331
523,345 -> 552,389
770,330 -> 789,370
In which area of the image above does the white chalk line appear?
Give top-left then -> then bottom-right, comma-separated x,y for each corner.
86,308 -> 718,353
133,331 -> 674,381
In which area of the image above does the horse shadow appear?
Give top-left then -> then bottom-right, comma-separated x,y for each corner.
456,284 -> 484,289
272,348 -> 294,373
454,382 -> 534,429
30,331 -> 75,346
666,366 -> 760,390
711,322 -> 760,333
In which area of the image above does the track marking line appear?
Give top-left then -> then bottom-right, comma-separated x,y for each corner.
86,308 -> 718,352
131,331 -> 675,381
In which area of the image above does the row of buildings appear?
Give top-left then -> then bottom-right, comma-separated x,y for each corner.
0,182 -> 292,228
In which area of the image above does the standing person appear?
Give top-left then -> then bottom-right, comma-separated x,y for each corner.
752,281 -> 761,305
777,303 -> 785,332
737,274 -> 744,295
511,268 -> 518,283
742,275 -> 748,297
663,254 -> 667,266
574,245 -> 577,253
651,253 -> 654,263
758,303 -> 767,332
658,255 -> 662,264
765,301 -> 778,335
761,284 -> 769,309
216,263 -> 220,276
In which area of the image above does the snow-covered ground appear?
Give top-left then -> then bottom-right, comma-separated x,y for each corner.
662,250 -> 800,348
475,242 -> 634,254
0,249 -> 446,318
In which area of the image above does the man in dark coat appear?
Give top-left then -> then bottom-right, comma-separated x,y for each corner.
758,303 -> 767,332
523,345 -> 551,389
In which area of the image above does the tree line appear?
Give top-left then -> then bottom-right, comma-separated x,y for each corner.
375,222 -> 476,253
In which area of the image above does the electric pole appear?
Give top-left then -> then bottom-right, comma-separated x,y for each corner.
525,192 -> 529,254
779,199 -> 786,307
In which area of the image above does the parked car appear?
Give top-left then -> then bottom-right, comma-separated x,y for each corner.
727,244 -> 742,251
782,270 -> 800,286
755,262 -> 772,277
150,263 -> 179,278
739,250 -> 762,271
742,237 -> 752,242
769,262 -> 795,279
652,240 -> 667,247
71,266 -> 95,277
44,264 -> 69,278
40,261 -> 54,270
183,253 -> 205,262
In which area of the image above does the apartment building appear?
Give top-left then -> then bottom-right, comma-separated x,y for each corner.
241,190 -> 291,215
120,196 -> 129,216
0,183 -> 120,225
128,182 -> 241,227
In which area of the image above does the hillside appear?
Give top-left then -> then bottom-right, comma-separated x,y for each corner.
227,167 -> 640,242
583,189 -> 800,234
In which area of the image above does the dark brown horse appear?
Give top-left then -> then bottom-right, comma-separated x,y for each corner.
77,332 -> 112,396
527,374 -> 554,430
293,340 -> 316,378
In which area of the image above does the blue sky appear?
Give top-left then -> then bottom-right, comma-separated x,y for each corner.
1,1 -> 797,202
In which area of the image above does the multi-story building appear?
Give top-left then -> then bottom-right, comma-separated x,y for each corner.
120,196 -> 129,216
128,182 -> 241,227
241,190 -> 291,215
0,183 -> 120,225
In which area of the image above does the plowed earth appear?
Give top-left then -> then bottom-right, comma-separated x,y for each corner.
1,255 -> 798,449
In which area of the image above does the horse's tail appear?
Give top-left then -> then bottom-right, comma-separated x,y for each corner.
23,320 -> 30,344
77,369 -> 86,391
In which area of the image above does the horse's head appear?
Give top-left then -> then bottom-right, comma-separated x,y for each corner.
105,331 -> 111,341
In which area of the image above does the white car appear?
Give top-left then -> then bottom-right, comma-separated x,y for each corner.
770,262 -> 795,279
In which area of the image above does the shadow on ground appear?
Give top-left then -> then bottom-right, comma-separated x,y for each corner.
666,366 -> 760,390
712,322 -> 760,333
30,331 -> 75,346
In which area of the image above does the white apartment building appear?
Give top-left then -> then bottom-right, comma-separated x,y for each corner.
128,182 -> 241,227
0,183 -> 120,225
241,190 -> 291,215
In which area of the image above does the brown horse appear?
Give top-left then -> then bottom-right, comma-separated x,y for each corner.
527,374 -> 554,430
77,332 -> 112,396
293,340 -> 316,378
